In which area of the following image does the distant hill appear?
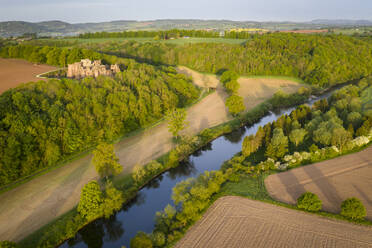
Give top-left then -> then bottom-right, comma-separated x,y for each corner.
0,19 -> 371,37
309,19 -> 372,25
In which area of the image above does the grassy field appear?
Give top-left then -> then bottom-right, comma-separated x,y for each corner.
332,27 -> 372,35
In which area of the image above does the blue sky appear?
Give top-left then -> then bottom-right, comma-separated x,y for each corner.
0,0 -> 371,23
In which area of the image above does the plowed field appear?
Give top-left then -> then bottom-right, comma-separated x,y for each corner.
265,145 -> 372,220
176,196 -> 372,248
0,58 -> 56,93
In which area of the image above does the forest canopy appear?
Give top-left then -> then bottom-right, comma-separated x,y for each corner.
0,47 -> 200,186
83,33 -> 372,87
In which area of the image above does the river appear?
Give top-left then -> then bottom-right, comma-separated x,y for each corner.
60,90 -> 336,248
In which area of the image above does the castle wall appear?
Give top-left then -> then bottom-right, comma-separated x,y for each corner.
67,59 -> 120,79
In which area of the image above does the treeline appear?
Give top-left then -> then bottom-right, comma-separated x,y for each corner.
0,46 -> 200,186
77,29 -> 283,40
78,29 -> 221,39
89,33 -> 372,87
0,44 -> 130,67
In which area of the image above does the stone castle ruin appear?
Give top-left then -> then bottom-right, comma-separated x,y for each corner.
67,59 -> 121,79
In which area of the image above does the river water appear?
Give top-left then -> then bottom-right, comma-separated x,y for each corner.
61,90 -> 335,248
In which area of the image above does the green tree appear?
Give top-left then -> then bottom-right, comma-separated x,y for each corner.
340,197 -> 367,220
77,181 -> 104,220
132,164 -> 147,184
242,135 -> 255,157
225,94 -> 245,115
166,108 -> 188,138
224,80 -> 240,94
347,112 -> 362,129
289,128 -> 307,147
151,232 -> 166,247
331,127 -> 352,151
220,70 -> 238,84
130,232 -> 153,248
297,192 -> 322,212
356,118 -> 371,136
265,128 -> 288,160
92,143 -> 122,180
102,182 -> 124,218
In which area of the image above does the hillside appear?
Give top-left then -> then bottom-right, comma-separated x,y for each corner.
1,19 -> 372,37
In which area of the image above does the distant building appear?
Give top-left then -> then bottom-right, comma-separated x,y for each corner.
67,59 -> 121,79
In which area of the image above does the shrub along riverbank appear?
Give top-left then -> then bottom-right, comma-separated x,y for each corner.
129,77 -> 372,248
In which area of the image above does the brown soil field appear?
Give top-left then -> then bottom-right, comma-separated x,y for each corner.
237,77 -> 301,110
176,196 -> 372,248
0,58 -> 56,94
177,66 -> 219,88
0,68 -> 301,242
280,29 -> 329,34
265,145 -> 372,220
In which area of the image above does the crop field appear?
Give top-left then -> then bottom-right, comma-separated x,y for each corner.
176,196 -> 372,248
265,145 -> 372,220
0,58 -> 56,93
237,76 -> 302,109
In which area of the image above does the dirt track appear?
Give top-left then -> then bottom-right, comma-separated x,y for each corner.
0,68 -> 301,242
265,145 -> 372,220
176,196 -> 372,248
0,58 -> 56,93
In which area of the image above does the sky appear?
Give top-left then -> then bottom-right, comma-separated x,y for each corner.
0,0 -> 371,23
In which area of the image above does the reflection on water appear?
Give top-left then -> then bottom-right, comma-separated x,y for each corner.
223,126 -> 246,143
61,89 -> 338,248
80,222 -> 104,248
167,160 -> 196,180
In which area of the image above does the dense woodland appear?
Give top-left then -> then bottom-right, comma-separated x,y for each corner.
78,29 -> 221,39
0,44 -> 131,67
78,29 -> 276,40
84,33 -> 372,87
0,46 -> 200,186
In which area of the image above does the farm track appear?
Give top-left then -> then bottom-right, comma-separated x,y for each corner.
0,66 -> 301,241
175,196 -> 372,248
265,145 -> 372,220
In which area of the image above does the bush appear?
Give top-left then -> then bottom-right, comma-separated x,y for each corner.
0,241 -> 17,248
77,181 -> 104,221
297,192 -> 322,212
340,197 -> 367,220
224,80 -> 240,94
151,232 -> 166,247
130,232 -> 153,248
225,94 -> 245,115
166,150 -> 179,168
